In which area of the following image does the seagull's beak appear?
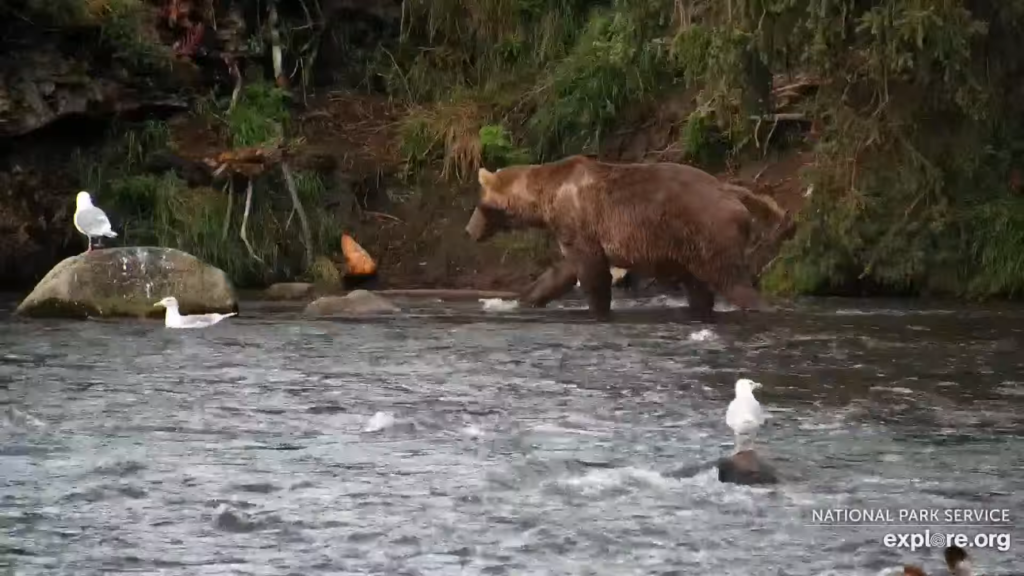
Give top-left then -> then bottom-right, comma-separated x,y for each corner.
153,301 -> 163,307
752,382 -> 763,390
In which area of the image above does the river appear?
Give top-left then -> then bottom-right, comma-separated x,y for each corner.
1,294 -> 1022,575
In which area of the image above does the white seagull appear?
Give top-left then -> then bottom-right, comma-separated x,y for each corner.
74,191 -> 117,253
725,378 -> 767,452
153,296 -> 237,328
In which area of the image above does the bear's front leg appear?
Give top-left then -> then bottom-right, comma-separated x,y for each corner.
572,251 -> 613,320
519,260 -> 578,308
679,272 -> 716,322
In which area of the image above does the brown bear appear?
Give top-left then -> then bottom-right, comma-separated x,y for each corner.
464,155 -> 771,320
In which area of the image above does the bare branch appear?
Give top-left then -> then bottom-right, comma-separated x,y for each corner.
268,0 -> 286,87
226,57 -> 243,113
240,178 -> 263,263
221,178 -> 233,241
280,162 -> 315,269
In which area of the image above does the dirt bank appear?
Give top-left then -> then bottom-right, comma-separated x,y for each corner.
0,0 -> 807,294
0,89 -> 808,292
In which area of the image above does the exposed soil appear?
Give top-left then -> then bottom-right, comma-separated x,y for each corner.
252,91 -> 559,291
293,91 -> 404,176
0,0 -> 814,297
0,86 -> 809,294
162,90 -> 811,292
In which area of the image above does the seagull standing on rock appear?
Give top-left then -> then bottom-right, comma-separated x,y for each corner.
725,378 -> 768,452
74,191 -> 117,253
153,296 -> 237,328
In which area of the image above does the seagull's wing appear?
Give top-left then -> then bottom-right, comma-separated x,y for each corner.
726,397 -> 763,434
725,398 -> 744,431
75,206 -> 114,236
178,313 -> 236,328
755,403 -> 768,424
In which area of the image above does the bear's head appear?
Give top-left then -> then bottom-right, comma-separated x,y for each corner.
465,166 -> 540,242
464,203 -> 511,242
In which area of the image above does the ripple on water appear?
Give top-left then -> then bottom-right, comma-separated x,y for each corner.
0,297 -> 1022,575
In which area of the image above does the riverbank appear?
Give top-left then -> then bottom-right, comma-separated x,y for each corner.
2,0 -> 1022,299
0,86 -> 806,293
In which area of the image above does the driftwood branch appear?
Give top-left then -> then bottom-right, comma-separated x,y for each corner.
204,140 -> 284,178
240,178 -> 263,263
280,162 -> 314,268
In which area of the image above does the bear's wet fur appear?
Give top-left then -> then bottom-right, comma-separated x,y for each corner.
465,155 -> 771,320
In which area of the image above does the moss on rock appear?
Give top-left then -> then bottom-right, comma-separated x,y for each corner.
15,246 -> 238,319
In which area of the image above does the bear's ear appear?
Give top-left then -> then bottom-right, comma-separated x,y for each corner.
478,168 -> 498,189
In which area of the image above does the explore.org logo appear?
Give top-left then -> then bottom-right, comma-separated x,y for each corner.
883,531 -> 1012,552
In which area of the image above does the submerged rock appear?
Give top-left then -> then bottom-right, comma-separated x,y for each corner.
15,247 -> 237,319
716,449 -> 779,485
304,290 -> 399,316
264,282 -> 315,300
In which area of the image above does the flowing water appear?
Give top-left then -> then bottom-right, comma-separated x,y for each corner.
1,294 -> 1023,576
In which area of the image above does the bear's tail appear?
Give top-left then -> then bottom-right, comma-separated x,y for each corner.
720,183 -> 787,223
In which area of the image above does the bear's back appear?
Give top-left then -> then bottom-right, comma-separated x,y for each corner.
571,159 -> 748,222
549,159 -> 752,266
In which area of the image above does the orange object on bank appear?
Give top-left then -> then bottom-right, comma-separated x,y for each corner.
341,234 -> 377,276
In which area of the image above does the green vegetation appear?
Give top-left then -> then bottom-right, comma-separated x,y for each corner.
72,80 -> 345,286
381,0 -> 1024,299
16,0 -> 1024,297
1,0 -> 173,70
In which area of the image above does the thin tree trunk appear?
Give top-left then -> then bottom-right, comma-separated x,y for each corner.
280,162 -> 314,269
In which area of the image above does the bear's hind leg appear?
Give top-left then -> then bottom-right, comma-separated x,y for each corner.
574,253 -> 613,320
686,247 -> 772,314
722,282 -> 773,312
520,260 -> 578,308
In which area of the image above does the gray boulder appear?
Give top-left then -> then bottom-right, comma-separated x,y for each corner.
15,247 -> 237,319
304,290 -> 399,316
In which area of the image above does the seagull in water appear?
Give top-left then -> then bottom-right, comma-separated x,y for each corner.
74,191 -> 117,253
725,378 -> 767,452
153,296 -> 237,328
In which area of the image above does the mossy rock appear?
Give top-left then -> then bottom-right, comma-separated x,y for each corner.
15,246 -> 238,319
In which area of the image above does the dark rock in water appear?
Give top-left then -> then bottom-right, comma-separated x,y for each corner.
15,247 -> 237,319
304,290 -> 399,316
716,450 -> 779,485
